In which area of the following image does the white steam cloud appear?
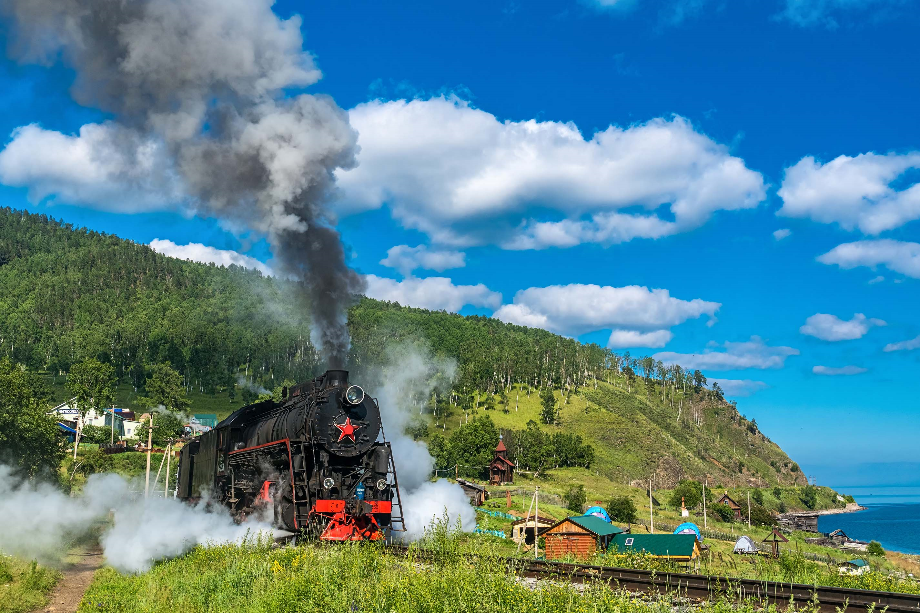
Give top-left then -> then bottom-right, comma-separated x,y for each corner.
0,465 -> 270,573
370,342 -> 475,540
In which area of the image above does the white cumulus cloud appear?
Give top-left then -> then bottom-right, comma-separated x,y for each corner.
883,335 -> 920,352
364,275 -> 501,313
710,379 -> 769,397
607,329 -> 673,348
379,244 -> 466,277
337,97 -> 766,249
773,228 -> 792,240
149,239 -> 272,276
813,365 -> 868,376
492,284 -> 719,346
778,152 -> 920,234
0,123 -> 182,211
817,239 -> 920,278
799,313 -> 886,341
654,336 -> 799,371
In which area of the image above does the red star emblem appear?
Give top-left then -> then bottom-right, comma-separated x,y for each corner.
334,416 -> 361,442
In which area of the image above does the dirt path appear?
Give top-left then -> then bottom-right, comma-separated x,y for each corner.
35,548 -> 103,613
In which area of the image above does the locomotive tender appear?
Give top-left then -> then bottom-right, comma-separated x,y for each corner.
176,369 -> 403,541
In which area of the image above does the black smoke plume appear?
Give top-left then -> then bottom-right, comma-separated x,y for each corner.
1,0 -> 364,366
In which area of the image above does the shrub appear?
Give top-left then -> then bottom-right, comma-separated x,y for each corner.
800,485 -> 818,510
405,422 -> 429,440
564,485 -> 586,513
748,504 -> 776,527
712,502 -> 736,522
607,496 -> 637,523
751,489 -> 764,506
79,423 -> 113,446
772,486 -> 783,500
0,556 -> 12,583
867,541 -> 885,556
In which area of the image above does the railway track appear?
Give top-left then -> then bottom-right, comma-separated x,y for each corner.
386,545 -> 920,612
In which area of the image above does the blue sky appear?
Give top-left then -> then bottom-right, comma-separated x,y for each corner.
0,0 -> 917,487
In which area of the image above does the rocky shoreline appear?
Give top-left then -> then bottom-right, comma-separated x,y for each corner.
783,502 -> 867,516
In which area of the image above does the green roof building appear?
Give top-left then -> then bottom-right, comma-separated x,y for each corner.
609,533 -> 700,561
541,515 -> 625,560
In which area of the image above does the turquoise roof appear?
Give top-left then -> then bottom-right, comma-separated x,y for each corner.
847,559 -> 869,567
567,515 -> 624,537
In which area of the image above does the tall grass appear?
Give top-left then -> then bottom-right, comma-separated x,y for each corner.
0,555 -> 60,613
79,522 -> 820,613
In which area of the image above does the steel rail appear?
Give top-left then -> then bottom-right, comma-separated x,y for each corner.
385,545 -> 920,613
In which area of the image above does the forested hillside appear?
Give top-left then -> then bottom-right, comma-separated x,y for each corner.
0,208 -> 800,487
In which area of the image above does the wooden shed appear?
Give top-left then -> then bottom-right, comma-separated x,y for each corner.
511,514 -> 556,546
542,515 -> 624,560
777,513 -> 819,533
456,479 -> 488,506
609,534 -> 700,562
716,493 -> 743,521
489,439 -> 515,485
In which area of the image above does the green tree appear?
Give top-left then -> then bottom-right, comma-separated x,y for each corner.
607,496 -> 638,523
67,358 -> 117,456
564,484 -> 587,513
747,505 -> 776,527
516,420 -> 554,475
135,412 -> 185,447
78,423 -> 113,446
540,388 -> 557,425
772,486 -> 783,500
800,484 -> 818,510
140,363 -> 190,413
669,480 -> 704,510
867,541 -> 885,556
0,358 -> 65,478
751,489 -> 764,506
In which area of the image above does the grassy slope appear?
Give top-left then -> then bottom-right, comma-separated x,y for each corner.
426,377 -> 804,497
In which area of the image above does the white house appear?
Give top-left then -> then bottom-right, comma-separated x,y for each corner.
49,399 -> 141,440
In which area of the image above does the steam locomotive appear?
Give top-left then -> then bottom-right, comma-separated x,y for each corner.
176,370 -> 403,541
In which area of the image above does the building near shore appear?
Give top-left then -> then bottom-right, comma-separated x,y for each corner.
840,558 -> 870,575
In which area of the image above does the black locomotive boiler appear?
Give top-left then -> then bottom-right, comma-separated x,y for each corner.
176,370 -> 403,540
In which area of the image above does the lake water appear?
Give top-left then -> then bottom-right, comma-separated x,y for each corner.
819,487 -> 920,555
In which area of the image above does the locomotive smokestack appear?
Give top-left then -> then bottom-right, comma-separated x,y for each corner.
324,370 -> 348,388
0,0 -> 363,367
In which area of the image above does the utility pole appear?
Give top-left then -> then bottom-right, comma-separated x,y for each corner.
747,491 -> 751,529
702,480 -> 707,529
144,414 -> 153,497
164,443 -> 172,497
535,486 -> 540,559
649,478 -> 654,533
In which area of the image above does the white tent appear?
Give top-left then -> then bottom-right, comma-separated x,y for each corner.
733,535 -> 759,554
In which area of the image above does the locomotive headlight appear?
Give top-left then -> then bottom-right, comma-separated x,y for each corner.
323,477 -> 335,489
344,385 -> 365,405
376,478 -> 388,491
